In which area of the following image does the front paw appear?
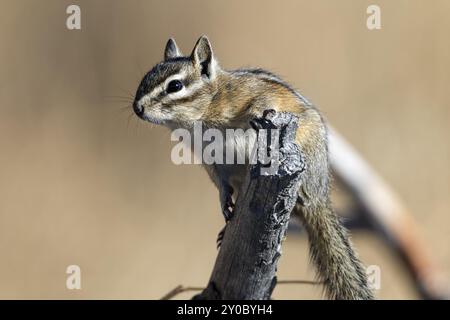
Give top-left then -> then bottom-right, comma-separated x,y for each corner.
249,109 -> 277,130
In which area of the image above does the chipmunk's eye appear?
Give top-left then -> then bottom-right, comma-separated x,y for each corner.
166,79 -> 183,93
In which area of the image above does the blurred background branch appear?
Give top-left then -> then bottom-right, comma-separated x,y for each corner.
329,129 -> 449,299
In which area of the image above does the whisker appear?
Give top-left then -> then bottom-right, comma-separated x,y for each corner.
118,106 -> 132,115
104,96 -> 134,103
117,87 -> 135,100
105,95 -> 134,100
126,112 -> 134,131
134,115 -> 140,136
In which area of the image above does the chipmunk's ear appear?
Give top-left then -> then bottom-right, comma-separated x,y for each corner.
164,38 -> 183,60
191,35 -> 218,79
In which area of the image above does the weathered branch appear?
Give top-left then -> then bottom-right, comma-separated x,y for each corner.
195,111 -> 304,300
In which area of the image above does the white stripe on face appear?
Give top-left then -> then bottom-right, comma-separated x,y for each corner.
138,70 -> 205,109
138,71 -> 187,107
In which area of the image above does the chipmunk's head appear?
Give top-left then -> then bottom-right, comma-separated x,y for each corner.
133,36 -> 220,128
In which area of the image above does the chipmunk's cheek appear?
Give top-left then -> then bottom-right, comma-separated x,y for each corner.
141,104 -> 173,125
172,105 -> 202,122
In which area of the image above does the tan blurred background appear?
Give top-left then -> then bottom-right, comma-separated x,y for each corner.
0,0 -> 449,299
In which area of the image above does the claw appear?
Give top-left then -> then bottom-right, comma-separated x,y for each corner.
216,225 -> 226,249
249,109 -> 278,131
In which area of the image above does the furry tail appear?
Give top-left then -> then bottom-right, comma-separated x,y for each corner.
295,200 -> 374,300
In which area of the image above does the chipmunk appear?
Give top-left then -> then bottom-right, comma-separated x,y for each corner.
132,36 -> 374,300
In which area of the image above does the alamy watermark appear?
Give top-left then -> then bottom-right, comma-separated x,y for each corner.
170,121 -> 281,175
66,265 -> 81,290
367,5 -> 381,30
66,5 -> 81,30
366,265 -> 381,290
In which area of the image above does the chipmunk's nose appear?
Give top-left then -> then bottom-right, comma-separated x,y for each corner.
133,100 -> 144,117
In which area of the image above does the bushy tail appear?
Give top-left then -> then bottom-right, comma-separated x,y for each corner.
295,200 -> 374,300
